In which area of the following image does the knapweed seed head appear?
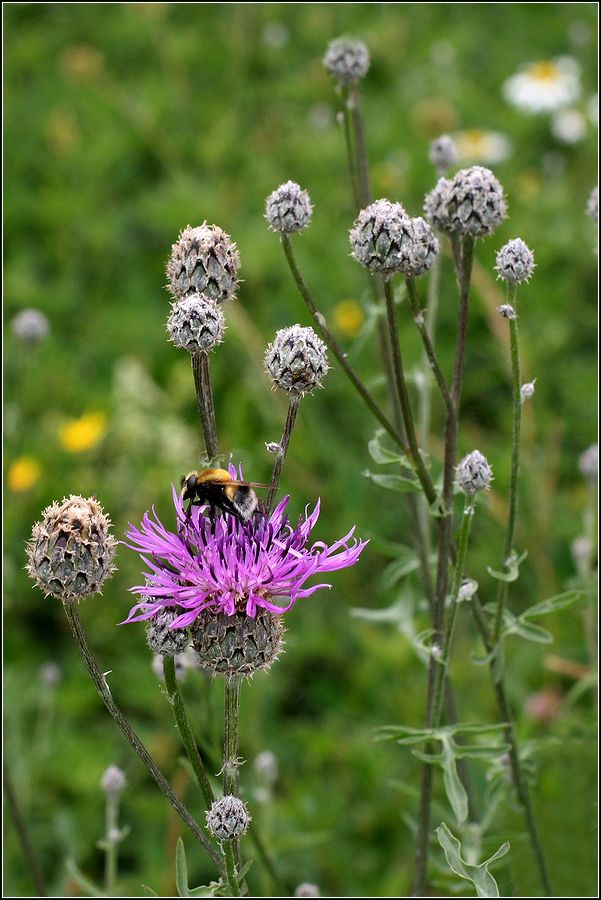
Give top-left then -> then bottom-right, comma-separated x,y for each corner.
424,178 -> 453,233
11,308 -> 50,345
456,450 -> 493,494
166,295 -> 225,353
495,238 -> 535,283
429,134 -> 457,172
124,468 -> 366,675
101,765 -> 127,796
27,495 -> 116,600
587,186 -> 598,223
265,181 -> 313,233
445,166 -> 507,237
323,36 -> 369,84
147,608 -> 190,656
350,199 -> 413,275
295,885 -> 321,898
404,217 -> 440,277
498,304 -> 517,320
166,223 -> 240,303
206,795 -> 250,840
578,443 -> 598,481
265,325 -> 329,394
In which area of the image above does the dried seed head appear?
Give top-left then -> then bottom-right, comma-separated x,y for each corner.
166,295 -> 225,353
206,795 -> 251,840
265,181 -> 313,233
498,304 -> 516,319
404,217 -> 440,277
191,607 -> 285,677
350,199 -> 413,275
520,380 -> 536,403
445,166 -> 507,237
579,443 -> 598,481
295,885 -> 321,898
101,765 -> 127,796
456,450 -> 493,494
424,178 -> 454,233
323,36 -> 370,83
146,608 -> 190,656
587,186 -> 598,223
166,224 -> 240,303
26,495 -> 116,600
428,134 -> 457,172
265,325 -> 329,394
11,308 -> 50,344
495,238 -> 535,284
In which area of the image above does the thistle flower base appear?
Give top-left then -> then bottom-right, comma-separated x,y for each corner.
192,608 -> 285,677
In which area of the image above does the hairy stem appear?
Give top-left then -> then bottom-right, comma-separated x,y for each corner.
348,85 -> 371,207
3,762 -> 47,897
223,675 -> 243,895
61,600 -> 223,873
104,790 -> 120,896
267,393 -> 301,513
192,351 -> 219,460
406,276 -> 453,422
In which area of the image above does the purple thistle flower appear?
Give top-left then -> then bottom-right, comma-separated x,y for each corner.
123,467 -> 367,629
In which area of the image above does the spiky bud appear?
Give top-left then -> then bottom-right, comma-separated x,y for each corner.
26,496 -> 116,600
146,608 -> 190,656
206,796 -> 251,840
579,444 -> 598,481
424,178 -> 454,233
101,765 -> 127,796
404,217 -> 440,277
265,181 -> 313,233
445,166 -> 507,237
350,199 -> 414,275
323,36 -> 369,83
495,239 -> 535,284
295,885 -> 321,898
11,308 -> 50,344
429,135 -> 457,172
498,304 -> 516,319
166,295 -> 225,353
456,450 -> 493,494
521,380 -> 536,403
191,608 -> 285,677
586,186 -> 598,223
166,224 -> 240,303
265,325 -> 329,394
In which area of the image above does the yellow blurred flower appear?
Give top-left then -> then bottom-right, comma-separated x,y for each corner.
333,300 -> 364,338
454,129 -> 512,165
7,457 -> 41,492
59,412 -> 107,453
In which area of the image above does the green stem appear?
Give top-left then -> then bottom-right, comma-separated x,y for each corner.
223,841 -> 241,897
406,276 -> 453,422
3,762 -> 48,896
383,277 -> 437,507
61,600 -> 223,873
418,251 -> 442,449
163,655 -> 215,809
280,234 -> 409,455
340,85 -> 361,212
223,676 -> 243,896
267,393 -> 301,513
192,351 -> 219,460
348,85 -> 371,207
104,791 -> 119,896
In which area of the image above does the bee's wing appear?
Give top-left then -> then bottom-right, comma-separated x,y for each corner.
228,480 -> 270,489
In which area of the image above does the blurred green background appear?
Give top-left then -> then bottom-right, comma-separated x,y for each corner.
4,3 -> 597,897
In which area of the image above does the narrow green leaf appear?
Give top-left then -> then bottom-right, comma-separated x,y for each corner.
436,822 -> 510,898
175,837 -> 189,897
367,431 -> 406,465
487,550 -> 528,583
441,740 -> 468,823
520,590 -> 585,619
65,860 -> 104,897
451,743 -> 511,760
362,470 -> 421,492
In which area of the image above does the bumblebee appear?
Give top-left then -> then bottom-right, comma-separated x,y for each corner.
180,468 -> 267,523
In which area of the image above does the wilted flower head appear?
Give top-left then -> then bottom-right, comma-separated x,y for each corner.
586,186 -> 598,224
166,223 -> 240,303
456,450 -> 493,494
323,36 -> 369,83
265,325 -> 329,394
503,57 -> 581,114
124,466 -> 367,627
265,181 -> 313,233
429,134 -> 457,172
495,239 -> 536,284
11,308 -> 50,345
445,166 -> 507,237
27,495 -> 116,600
206,795 -> 251,840
167,295 -> 225,353
350,199 -> 413,274
424,178 -> 453,233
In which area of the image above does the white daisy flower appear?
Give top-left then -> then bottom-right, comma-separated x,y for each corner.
502,57 -> 581,113
453,128 -> 512,164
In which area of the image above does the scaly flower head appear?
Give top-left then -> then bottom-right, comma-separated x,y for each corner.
124,466 -> 367,628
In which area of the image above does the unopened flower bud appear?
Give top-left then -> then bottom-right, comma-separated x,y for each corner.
101,765 -> 127,795
167,295 -> 225,353
166,223 -> 240,303
424,178 -> 454,233
521,380 -> 536,403
578,444 -> 598,481
445,166 -> 507,237
26,495 -> 116,600
586,186 -> 598,223
498,304 -> 516,319
429,135 -> 457,172
456,450 -> 493,494
323,36 -> 369,83
265,325 -> 329,395
458,578 -> 478,601
206,795 -> 251,840
495,238 -> 535,283
265,441 -> 283,457
350,199 -> 413,274
253,750 -> 279,784
146,608 -> 190,656
295,884 -> 321,898
265,181 -> 313,233
11,309 -> 50,344
404,217 -> 440,277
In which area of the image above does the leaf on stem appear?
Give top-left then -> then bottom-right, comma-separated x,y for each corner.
436,822 -> 510,898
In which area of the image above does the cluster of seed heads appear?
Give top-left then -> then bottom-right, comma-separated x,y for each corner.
26,495 -> 116,600
206,795 -> 251,840
146,608 -> 190,656
265,324 -> 329,394
495,238 -> 535,284
265,181 -> 313,233
425,166 -> 506,237
350,199 -> 439,277
323,36 -> 370,83
456,450 -> 493,494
